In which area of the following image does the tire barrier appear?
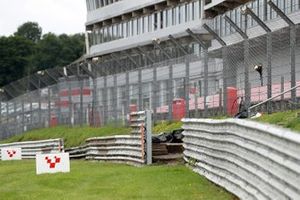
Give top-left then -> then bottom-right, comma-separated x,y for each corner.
65,135 -> 145,166
0,139 -> 64,159
182,118 -> 300,200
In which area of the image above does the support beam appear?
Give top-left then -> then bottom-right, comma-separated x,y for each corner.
80,63 -> 96,79
124,52 -> 139,68
152,40 -> 172,59
267,0 -> 295,26
168,35 -> 189,55
242,6 -> 271,32
224,15 -> 248,39
186,28 -> 208,48
136,46 -> 155,63
202,23 -> 226,46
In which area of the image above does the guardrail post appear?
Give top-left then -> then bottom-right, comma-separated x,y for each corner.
145,110 -> 152,165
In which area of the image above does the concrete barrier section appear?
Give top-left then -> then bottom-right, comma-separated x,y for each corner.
182,118 -> 300,200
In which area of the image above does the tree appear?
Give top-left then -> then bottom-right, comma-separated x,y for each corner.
14,22 -> 42,43
0,36 -> 35,87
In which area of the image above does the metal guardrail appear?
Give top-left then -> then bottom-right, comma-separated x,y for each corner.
0,139 -> 64,159
182,118 -> 300,200
65,135 -> 145,166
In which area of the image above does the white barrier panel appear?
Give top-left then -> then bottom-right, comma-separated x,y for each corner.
36,153 -> 70,175
1,148 -> 22,160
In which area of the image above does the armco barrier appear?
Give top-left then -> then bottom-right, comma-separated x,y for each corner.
182,118 -> 300,200
0,139 -> 64,159
66,135 -> 144,166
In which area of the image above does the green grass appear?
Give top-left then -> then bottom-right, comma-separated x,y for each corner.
153,121 -> 183,134
1,121 -> 185,147
255,109 -> 300,132
1,126 -> 130,148
0,160 -> 236,200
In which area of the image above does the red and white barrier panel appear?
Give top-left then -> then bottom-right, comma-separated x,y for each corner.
1,148 -> 22,161
36,153 -> 70,175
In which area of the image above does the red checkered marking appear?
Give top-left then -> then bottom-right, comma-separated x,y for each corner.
7,150 -> 16,158
45,156 -> 61,169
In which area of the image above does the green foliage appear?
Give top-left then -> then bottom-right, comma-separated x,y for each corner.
14,22 -> 42,43
153,121 -> 183,134
1,125 -> 130,148
255,110 -> 300,132
0,160 -> 236,200
0,36 -> 35,86
0,22 -> 85,87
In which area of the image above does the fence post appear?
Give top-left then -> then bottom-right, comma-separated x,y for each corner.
92,78 -> 97,127
113,74 -> 118,124
281,76 -> 285,110
290,26 -> 296,109
204,48 -> 208,117
48,87 -> 51,128
222,47 -> 228,115
195,82 -> 199,118
185,57 -> 190,118
152,65 -> 157,123
267,32 -> 272,114
138,68 -> 142,111
125,71 -> 130,124
68,80 -> 73,127
79,78 -> 84,127
168,64 -> 173,121
244,39 -> 251,110
103,76 -> 108,125
38,87 -> 42,127
21,97 -> 25,132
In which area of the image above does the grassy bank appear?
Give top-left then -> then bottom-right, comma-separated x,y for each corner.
1,120 -> 185,147
255,109 -> 300,132
0,126 -> 131,148
0,160 -> 236,200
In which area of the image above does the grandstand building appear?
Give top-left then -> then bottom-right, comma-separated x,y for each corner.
82,0 -> 300,122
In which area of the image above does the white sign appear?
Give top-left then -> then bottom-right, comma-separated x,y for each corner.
36,153 -> 70,175
1,148 -> 22,160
